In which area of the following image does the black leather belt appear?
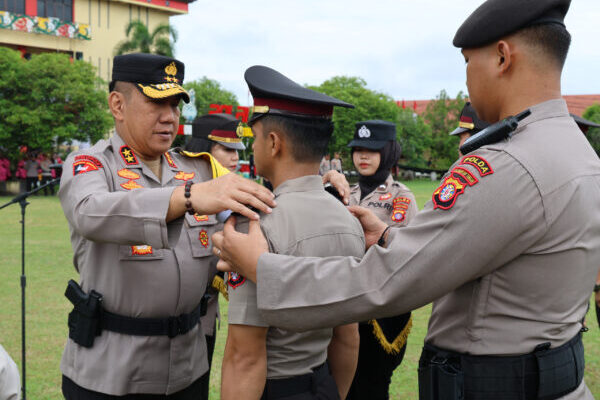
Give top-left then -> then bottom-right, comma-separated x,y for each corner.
262,363 -> 330,399
101,294 -> 210,338
419,333 -> 584,400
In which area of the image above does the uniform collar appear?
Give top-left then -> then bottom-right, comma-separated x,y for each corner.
375,174 -> 394,192
513,99 -> 569,135
273,175 -> 324,198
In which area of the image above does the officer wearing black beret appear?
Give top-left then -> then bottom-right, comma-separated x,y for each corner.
213,0 -> 600,399
59,53 -> 275,399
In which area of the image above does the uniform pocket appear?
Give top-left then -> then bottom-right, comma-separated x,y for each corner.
185,214 -> 219,258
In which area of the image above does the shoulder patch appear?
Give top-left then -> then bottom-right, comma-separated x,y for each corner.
174,171 -> 195,181
120,146 -> 138,166
432,175 -> 466,210
120,180 -> 144,190
227,271 -> 246,289
460,155 -> 493,177
391,196 -> 411,222
164,152 -> 178,169
73,155 -> 103,176
117,169 -> 140,180
451,166 -> 479,186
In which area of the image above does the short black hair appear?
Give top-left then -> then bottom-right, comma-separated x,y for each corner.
258,115 -> 334,163
516,24 -> 571,69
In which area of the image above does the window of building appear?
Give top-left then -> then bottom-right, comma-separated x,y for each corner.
37,0 -> 72,22
1,0 -> 25,13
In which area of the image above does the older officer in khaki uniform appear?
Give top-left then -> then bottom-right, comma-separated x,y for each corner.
222,65 -> 363,400
213,1 -> 600,399
59,53 -> 274,399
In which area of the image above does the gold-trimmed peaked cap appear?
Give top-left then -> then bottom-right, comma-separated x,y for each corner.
244,65 -> 354,124
192,113 -> 246,150
449,102 -> 490,136
110,53 -> 190,103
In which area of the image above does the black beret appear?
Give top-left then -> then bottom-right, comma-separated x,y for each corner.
111,53 -> 190,103
348,120 -> 396,150
450,102 -> 490,136
454,0 -> 571,48
192,113 -> 246,150
245,65 -> 354,124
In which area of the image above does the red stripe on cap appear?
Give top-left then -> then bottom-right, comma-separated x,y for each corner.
460,116 -> 474,123
211,129 -> 238,139
254,98 -> 333,117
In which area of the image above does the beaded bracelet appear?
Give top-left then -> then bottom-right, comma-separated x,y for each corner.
184,181 -> 195,215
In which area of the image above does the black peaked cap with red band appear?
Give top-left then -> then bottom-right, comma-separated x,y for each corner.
192,113 -> 246,150
450,102 -> 490,136
454,0 -> 571,49
244,65 -> 354,125
111,53 -> 190,103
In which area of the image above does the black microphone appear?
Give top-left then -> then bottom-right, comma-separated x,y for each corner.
460,109 -> 531,155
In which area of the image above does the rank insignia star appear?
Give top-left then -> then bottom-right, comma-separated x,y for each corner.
120,146 -> 139,166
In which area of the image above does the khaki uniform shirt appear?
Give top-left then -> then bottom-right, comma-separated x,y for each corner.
59,133 -> 220,395
319,158 -> 331,175
330,158 -> 343,173
349,175 -> 417,227
228,176 -> 365,378
254,100 -> 600,399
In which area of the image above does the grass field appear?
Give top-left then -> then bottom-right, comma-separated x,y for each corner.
1,179 -> 599,399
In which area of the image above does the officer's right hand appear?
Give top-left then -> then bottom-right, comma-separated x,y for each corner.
192,174 -> 276,220
348,206 -> 388,250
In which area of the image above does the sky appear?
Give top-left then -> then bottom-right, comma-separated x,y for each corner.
173,0 -> 600,106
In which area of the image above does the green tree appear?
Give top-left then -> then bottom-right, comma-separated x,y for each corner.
583,103 -> 600,157
114,20 -> 177,57
395,109 -> 432,168
0,47 -> 112,162
309,77 -> 400,170
421,90 -> 468,169
184,77 -> 239,116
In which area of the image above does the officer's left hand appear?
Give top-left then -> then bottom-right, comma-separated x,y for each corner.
322,170 -> 350,205
212,216 -> 268,282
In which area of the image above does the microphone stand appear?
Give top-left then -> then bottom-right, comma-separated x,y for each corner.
0,177 -> 61,400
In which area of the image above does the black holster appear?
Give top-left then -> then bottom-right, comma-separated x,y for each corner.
65,280 -> 103,348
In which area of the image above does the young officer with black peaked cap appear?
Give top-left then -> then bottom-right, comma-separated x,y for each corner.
213,1 -> 600,399
221,65 -> 364,400
450,102 -> 490,156
59,53 -> 275,399
345,120 -> 418,400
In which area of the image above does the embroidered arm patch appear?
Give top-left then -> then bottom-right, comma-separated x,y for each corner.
73,155 -> 103,176
460,155 -> 494,177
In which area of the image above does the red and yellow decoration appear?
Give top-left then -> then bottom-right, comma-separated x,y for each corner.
117,169 -> 140,180
120,146 -> 138,166
121,180 -> 144,190
131,245 -> 153,255
174,171 -> 195,181
164,152 -> 178,168
379,193 -> 392,201
460,155 -> 494,177
227,271 -> 246,289
391,197 -> 411,223
199,229 -> 209,248
193,214 -> 209,222
432,176 -> 466,210
73,155 -> 103,176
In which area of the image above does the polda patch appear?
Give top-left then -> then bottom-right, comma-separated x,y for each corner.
460,155 -> 493,177
227,271 -> 246,289
117,169 -> 140,180
164,152 -> 177,168
174,171 -> 195,181
199,229 -> 209,248
73,155 -> 103,176
121,180 -> 144,190
131,245 -> 153,255
432,176 -> 466,210
120,146 -> 138,166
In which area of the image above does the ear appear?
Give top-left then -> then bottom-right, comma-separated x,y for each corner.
108,91 -> 126,122
268,131 -> 283,157
496,40 -> 513,75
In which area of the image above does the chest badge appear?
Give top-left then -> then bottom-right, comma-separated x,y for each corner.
120,146 -> 138,166
174,171 -> 195,181
199,229 -> 209,248
121,180 -> 144,190
379,193 -> 392,201
193,214 -> 209,222
131,245 -> 153,255
117,169 -> 140,180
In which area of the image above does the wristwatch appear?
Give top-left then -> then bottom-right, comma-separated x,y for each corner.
594,284 -> 600,293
